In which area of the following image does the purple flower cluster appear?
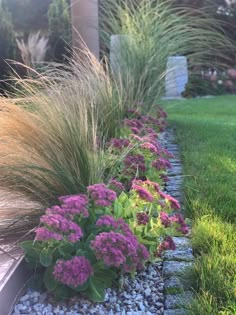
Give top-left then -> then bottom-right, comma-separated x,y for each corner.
124,118 -> 144,130
140,115 -> 160,126
53,256 -> 93,288
108,179 -> 125,194
90,229 -> 149,273
171,213 -> 189,234
127,108 -> 142,118
160,211 -> 172,227
159,192 -> 181,210
152,157 -> 172,170
87,183 -> 117,207
35,227 -> 63,241
140,142 -> 159,155
108,138 -> 130,150
157,108 -> 168,119
136,212 -> 149,225
132,182 -> 154,202
160,212 -> 189,234
123,154 -> 146,173
46,194 -> 89,218
38,214 -> 83,243
155,236 -> 176,257
96,215 -> 136,240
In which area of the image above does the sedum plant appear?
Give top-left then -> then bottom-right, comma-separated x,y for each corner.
107,179 -> 188,259
21,184 -> 149,302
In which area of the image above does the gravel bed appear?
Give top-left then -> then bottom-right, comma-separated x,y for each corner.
12,262 -> 164,315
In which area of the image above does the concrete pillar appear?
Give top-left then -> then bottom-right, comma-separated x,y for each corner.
70,0 -> 99,58
165,56 -> 188,98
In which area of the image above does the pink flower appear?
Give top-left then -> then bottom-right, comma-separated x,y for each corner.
124,118 -> 144,130
171,213 -> 189,235
123,154 -> 146,173
136,212 -> 149,225
90,229 -> 149,273
108,179 -> 125,194
87,183 -> 117,207
140,142 -> 159,155
159,192 -> 181,210
108,138 -> 130,150
155,236 -> 176,257
152,158 -> 172,170
160,212 -> 172,227
35,227 -> 63,241
96,215 -> 118,229
53,256 -> 93,288
40,214 -> 83,242
132,184 -> 154,202
47,194 -> 89,218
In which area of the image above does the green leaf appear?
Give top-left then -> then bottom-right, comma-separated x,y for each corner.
54,285 -> 70,300
87,276 -> 106,302
40,247 -> 53,267
93,269 -> 117,287
118,191 -> 128,204
58,243 -> 74,258
113,200 -> 123,218
74,280 -> 89,292
85,233 -> 95,247
21,240 -> 42,258
44,266 -> 58,291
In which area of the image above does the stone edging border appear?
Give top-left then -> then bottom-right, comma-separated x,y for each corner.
162,130 -> 194,315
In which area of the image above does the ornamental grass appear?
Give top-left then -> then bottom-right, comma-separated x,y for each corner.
100,0 -> 235,110
0,48 -> 124,206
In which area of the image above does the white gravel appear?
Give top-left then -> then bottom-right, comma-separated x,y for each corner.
11,262 -> 164,315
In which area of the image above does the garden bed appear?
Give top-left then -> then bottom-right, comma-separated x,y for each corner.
7,129 -> 193,315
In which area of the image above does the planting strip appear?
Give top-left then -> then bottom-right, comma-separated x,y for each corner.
10,130 -> 193,315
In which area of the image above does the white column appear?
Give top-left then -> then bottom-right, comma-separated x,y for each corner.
165,56 -> 188,98
71,0 -> 99,58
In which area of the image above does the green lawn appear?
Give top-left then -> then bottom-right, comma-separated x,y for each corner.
162,95 -> 236,314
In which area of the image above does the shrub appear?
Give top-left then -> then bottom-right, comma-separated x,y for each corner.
48,0 -> 71,61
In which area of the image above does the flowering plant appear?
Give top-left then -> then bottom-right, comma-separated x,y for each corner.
106,179 -> 188,259
106,110 -> 172,189
21,185 -> 149,302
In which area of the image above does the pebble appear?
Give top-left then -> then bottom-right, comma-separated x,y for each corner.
11,261 -> 164,315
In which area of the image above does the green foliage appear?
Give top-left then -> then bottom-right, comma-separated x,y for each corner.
21,196 -> 149,302
183,74 -> 224,97
109,189 -> 180,259
0,0 -> 15,90
48,0 -> 71,61
162,95 -> 236,314
21,227 -> 118,301
4,0 -> 52,33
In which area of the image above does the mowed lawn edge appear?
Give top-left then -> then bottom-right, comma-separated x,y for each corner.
162,95 -> 236,314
